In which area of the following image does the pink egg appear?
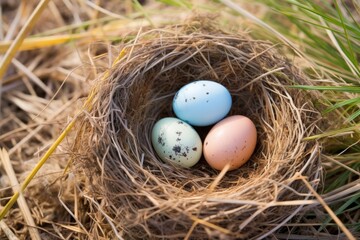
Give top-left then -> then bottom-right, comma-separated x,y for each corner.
203,115 -> 257,171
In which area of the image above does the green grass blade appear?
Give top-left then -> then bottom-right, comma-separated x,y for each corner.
347,108 -> 360,122
334,1 -> 359,68
290,85 -> 360,93
156,0 -> 192,8
319,192 -> 360,231
303,124 -> 360,140
133,0 -> 154,27
287,0 -> 360,34
280,15 -> 360,40
324,97 -> 360,113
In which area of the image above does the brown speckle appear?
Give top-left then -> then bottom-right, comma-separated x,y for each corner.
192,147 -> 197,151
158,136 -> 165,146
172,145 -> 181,154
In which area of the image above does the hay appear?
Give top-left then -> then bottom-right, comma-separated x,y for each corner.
73,18 -> 322,239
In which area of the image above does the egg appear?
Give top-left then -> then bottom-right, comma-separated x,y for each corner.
203,115 -> 257,171
151,117 -> 202,168
172,80 -> 232,126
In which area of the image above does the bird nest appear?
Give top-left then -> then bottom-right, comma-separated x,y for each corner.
73,19 -> 321,239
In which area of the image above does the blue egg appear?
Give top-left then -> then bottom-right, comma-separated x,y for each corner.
172,80 -> 232,126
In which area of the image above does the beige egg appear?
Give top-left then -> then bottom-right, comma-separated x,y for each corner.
203,115 -> 257,171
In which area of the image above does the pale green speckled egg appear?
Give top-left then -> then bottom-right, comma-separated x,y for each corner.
151,117 -> 202,168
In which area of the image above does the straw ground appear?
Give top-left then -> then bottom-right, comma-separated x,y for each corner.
0,0 -> 359,239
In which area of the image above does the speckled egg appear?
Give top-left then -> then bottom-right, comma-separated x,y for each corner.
151,117 -> 202,168
203,115 -> 257,171
172,80 -> 232,126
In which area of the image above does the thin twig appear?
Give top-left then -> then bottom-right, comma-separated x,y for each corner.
320,16 -> 360,77
299,174 -> 356,240
0,0 -> 50,80
0,220 -> 19,240
0,149 -> 41,240
12,58 -> 53,96
83,195 -> 124,240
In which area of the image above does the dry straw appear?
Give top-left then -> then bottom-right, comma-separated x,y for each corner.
73,18 -> 322,239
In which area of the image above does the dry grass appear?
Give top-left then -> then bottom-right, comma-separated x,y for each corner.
0,0 -> 140,238
0,0 -> 358,239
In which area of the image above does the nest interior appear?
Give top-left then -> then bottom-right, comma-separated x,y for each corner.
74,19 -> 321,239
